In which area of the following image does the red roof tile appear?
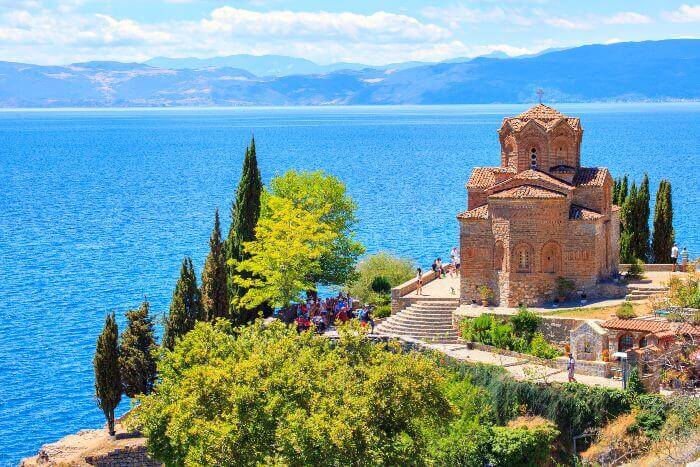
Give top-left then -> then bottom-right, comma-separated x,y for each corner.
502,104 -> 580,132
457,204 -> 489,219
516,104 -> 566,121
601,317 -> 700,336
573,167 -> 609,187
466,166 -> 515,189
490,185 -> 565,199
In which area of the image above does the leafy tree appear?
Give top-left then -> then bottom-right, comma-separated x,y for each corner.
489,423 -> 559,466
94,312 -> 121,436
119,300 -> 157,398
510,306 -> 540,340
346,252 -> 415,304
617,174 -> 629,207
267,170 -> 365,288
636,173 -> 651,261
370,275 -> 392,295
620,182 -> 638,263
234,195 -> 337,309
652,180 -> 675,264
162,257 -> 202,350
201,209 -> 228,321
134,320 -> 452,466
226,136 -> 263,323
627,365 -> 646,395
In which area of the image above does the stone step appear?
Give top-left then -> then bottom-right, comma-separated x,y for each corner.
376,329 -> 458,340
627,286 -> 667,292
377,321 -> 456,333
398,309 -> 455,318
388,315 -> 454,326
625,295 -> 650,301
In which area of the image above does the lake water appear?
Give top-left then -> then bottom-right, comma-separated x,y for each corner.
0,104 -> 698,463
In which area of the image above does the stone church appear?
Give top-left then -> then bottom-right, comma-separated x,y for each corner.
458,104 -> 620,306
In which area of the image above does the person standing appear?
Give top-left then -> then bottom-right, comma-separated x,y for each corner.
451,247 -> 460,278
416,268 -> 423,296
436,257 -> 443,279
681,247 -> 689,271
671,243 -> 679,272
567,354 -> 576,382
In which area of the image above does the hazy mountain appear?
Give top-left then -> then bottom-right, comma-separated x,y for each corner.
1,40 -> 697,107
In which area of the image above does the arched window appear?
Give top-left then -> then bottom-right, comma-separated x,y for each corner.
530,147 -> 538,169
619,334 -> 634,352
541,242 -> 561,274
494,241 -> 505,271
514,245 -> 532,273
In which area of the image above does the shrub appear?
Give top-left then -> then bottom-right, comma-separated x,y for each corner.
668,273 -> 700,308
529,332 -> 562,360
627,258 -> 645,279
510,306 -> 540,339
345,252 -> 414,304
616,301 -> 637,319
489,422 -> 559,466
630,394 -> 667,439
374,304 -> 392,319
490,323 -> 515,350
555,276 -> 576,298
370,275 -> 392,295
479,285 -> 494,301
626,365 -> 645,395
462,315 -> 494,344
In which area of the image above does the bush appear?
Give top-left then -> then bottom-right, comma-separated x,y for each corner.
668,273 -> 700,308
345,252 -> 414,304
555,276 -> 576,298
490,323 -> 515,350
616,301 -> 637,319
626,365 -> 646,395
627,258 -> 645,278
529,332 -> 562,360
370,275 -> 392,295
462,314 -> 494,344
489,422 -> 559,466
510,306 -> 540,339
374,304 -> 392,319
630,394 -> 667,439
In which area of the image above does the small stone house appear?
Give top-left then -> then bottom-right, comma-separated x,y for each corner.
599,317 -> 700,355
569,320 -> 608,361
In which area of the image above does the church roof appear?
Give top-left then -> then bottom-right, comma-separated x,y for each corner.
502,104 -> 581,132
569,204 -> 603,220
466,166 -> 516,189
573,167 -> 610,187
457,204 -> 489,219
601,317 -> 700,336
550,165 -> 577,174
490,185 -> 565,200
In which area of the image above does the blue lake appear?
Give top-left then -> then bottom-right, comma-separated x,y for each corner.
0,104 -> 698,463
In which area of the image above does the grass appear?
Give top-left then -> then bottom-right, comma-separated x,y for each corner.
540,302 -> 653,320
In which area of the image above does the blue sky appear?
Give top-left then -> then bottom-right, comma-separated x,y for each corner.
0,1 -> 698,65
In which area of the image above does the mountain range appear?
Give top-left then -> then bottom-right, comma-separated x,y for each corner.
1,39 -> 698,107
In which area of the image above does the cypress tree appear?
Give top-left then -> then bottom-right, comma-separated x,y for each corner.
201,209 -> 228,321
617,175 -> 629,207
652,180 -> 675,263
226,136 -> 263,324
119,300 -> 157,398
94,312 -> 121,436
619,182 -> 637,263
612,177 -> 620,205
162,257 -> 202,350
636,173 -> 651,262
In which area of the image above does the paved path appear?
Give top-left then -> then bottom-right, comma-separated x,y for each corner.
425,342 -> 622,389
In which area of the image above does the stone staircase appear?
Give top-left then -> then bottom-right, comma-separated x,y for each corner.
375,298 -> 460,343
625,280 -> 669,301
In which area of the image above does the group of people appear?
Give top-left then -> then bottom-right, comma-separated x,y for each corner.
273,292 -> 375,334
416,246 -> 461,295
670,243 -> 690,272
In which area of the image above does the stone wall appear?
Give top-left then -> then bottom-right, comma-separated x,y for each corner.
85,445 -> 161,467
390,269 -> 438,313
538,315 -> 587,344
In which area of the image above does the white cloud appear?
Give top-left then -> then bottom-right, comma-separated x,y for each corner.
603,12 -> 652,25
662,4 -> 700,23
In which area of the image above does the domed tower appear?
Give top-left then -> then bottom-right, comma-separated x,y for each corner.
497,104 -> 583,175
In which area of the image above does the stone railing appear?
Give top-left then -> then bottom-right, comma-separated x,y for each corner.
620,263 -> 676,272
390,269 -> 439,313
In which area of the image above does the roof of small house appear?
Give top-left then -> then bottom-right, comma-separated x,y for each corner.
466,166 -> 516,189
457,204 -> 489,219
601,317 -> 700,336
569,204 -> 603,220
489,185 -> 565,200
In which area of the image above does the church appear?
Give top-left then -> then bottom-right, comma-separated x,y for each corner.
458,104 -> 620,306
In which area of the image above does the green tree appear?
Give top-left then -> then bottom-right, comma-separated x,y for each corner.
636,173 -> 651,261
119,300 -> 157,398
627,365 -> 646,394
652,180 -> 675,264
94,312 -> 121,436
226,137 -> 263,323
162,257 -> 202,350
134,320 -> 452,466
620,182 -> 638,263
346,252 -> 415,304
267,170 -> 365,288
234,195 -> 337,309
201,209 -> 228,321
617,175 -> 629,207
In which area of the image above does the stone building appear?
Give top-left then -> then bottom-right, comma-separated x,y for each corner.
458,104 -> 620,306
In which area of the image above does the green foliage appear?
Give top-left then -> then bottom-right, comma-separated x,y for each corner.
346,252 -> 415,304
616,301 -> 637,319
555,276 -> 575,298
374,304 -> 392,319
510,306 -> 540,339
135,321 -> 453,466
626,258 -> 645,278
490,323 -> 515,350
201,209 -> 228,322
226,137 -> 264,324
619,175 -> 652,262
630,394 -> 667,439
651,179 -> 675,264
461,314 -> 494,344
118,301 -> 157,398
627,365 -> 646,395
489,423 -> 559,466
235,195 -> 336,309
658,396 -> 700,445
267,169 -> 365,287
162,257 -> 202,350
668,273 -> 700,308
94,312 -> 121,436
370,275 -> 392,295
529,332 -> 562,360
479,285 -> 494,300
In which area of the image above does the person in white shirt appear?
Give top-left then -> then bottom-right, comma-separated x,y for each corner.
450,247 -> 460,278
671,243 -> 679,271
